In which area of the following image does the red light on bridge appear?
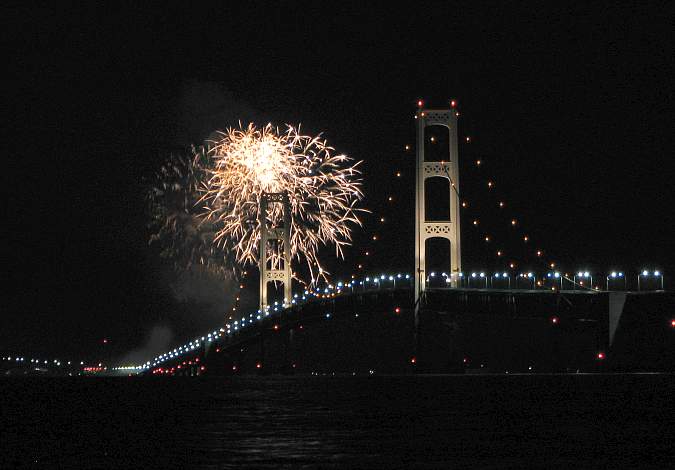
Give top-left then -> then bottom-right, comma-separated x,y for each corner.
463,357 -> 468,364
232,365 -> 237,371
299,325 -> 304,330
200,366 -> 205,371
417,99 -> 424,108
450,99 -> 457,108
410,357 -> 416,364
597,352 -> 605,360
671,319 -> 675,328
256,362 -> 262,369
394,307 -> 401,314
551,316 -> 559,324
273,324 -> 279,331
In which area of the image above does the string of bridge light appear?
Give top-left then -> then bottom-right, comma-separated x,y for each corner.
352,98 -> 555,276
349,99 -> 664,292
432,102 -> 662,290
137,267 -> 665,372
5,269 -> 664,374
348,141 -> 407,274
462,170 -> 555,276
417,98 -> 556,275
346,99 -> 459,274
0,355 -> 106,371
140,273 -> 413,371
228,270 -> 247,321
144,273 -> 417,373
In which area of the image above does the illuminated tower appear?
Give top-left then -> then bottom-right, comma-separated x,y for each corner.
259,192 -> 292,312
414,105 -> 462,306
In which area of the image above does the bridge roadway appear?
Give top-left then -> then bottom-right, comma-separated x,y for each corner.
142,286 -> 673,376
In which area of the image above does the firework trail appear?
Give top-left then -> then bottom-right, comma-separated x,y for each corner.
200,123 -> 364,283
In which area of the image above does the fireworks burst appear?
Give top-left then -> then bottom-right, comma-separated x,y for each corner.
146,148 -> 232,278
200,123 -> 364,283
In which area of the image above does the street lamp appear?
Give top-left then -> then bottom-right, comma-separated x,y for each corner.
637,270 -> 648,291
527,272 -> 535,289
518,273 -> 534,289
446,272 -> 462,288
574,271 -> 592,290
547,272 -> 563,290
638,270 -> 646,291
606,271 -> 625,291
493,272 -> 512,290
638,270 -> 664,291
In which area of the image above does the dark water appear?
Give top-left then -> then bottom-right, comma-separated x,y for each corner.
2,374 -> 674,469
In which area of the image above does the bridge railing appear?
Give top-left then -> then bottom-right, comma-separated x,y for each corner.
425,270 -> 665,292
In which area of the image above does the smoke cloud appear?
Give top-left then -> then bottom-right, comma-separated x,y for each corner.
119,325 -> 174,366
168,268 -> 236,313
175,79 -> 262,145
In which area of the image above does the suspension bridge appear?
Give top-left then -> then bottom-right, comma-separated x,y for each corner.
3,103 -> 672,376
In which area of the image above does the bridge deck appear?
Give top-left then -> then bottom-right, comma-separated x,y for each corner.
137,287 -> 672,376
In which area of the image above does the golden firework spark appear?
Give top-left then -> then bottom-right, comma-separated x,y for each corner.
199,123 -> 364,283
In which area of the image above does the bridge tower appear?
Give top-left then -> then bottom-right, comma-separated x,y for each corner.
258,192 -> 292,312
415,105 -> 462,306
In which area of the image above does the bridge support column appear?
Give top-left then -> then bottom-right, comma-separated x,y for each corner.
414,106 -> 462,307
259,192 -> 293,312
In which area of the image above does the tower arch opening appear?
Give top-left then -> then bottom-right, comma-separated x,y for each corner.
424,124 -> 451,162
425,237 -> 451,287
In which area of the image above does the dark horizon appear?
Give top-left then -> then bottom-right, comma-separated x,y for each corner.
4,2 -> 674,363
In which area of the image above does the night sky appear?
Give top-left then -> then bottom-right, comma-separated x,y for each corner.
5,2 -> 674,363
